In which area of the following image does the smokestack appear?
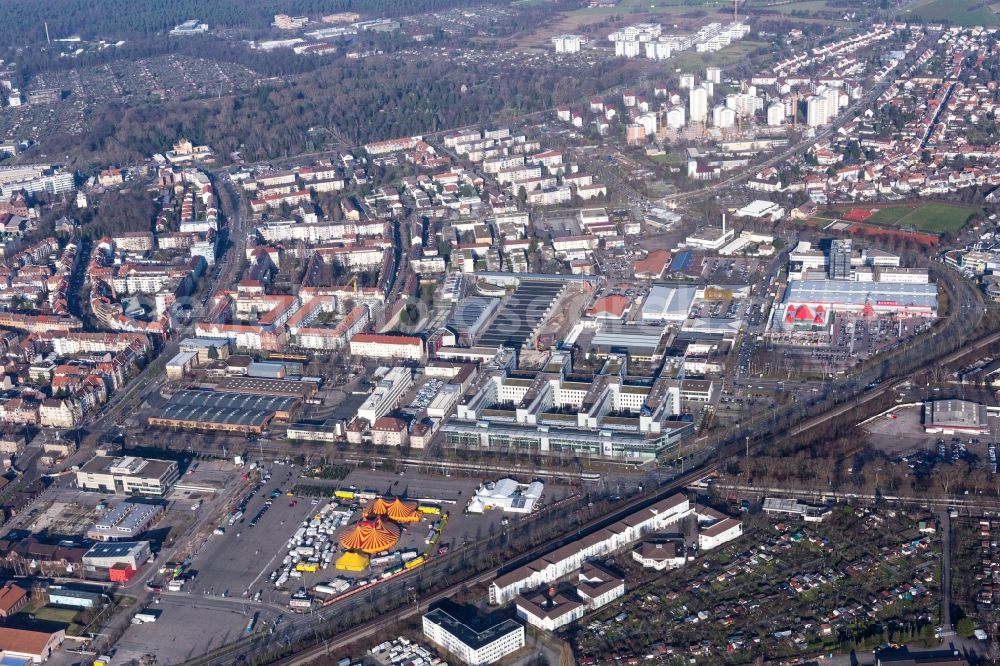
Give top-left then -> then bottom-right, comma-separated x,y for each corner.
44,22 -> 50,45
722,212 -> 726,234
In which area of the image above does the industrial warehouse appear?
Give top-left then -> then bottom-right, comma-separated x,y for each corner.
476,279 -> 569,351
923,399 -> 991,435
147,390 -> 301,434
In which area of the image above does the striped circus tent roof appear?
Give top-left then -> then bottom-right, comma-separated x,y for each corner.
368,497 -> 392,515
386,497 -> 420,523
339,516 -> 400,554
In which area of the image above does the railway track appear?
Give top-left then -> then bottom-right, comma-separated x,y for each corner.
189,465 -> 715,666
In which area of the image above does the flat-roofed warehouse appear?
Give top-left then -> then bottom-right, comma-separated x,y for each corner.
924,399 -> 990,435
147,390 -> 301,434
589,323 -> 669,360
641,285 -> 697,322
214,377 -> 317,400
448,296 -> 501,344
477,279 -> 569,351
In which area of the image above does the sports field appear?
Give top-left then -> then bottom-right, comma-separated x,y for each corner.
897,0 -> 999,26
867,203 -> 981,234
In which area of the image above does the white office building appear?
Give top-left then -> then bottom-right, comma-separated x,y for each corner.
357,367 -> 413,424
423,609 -> 524,666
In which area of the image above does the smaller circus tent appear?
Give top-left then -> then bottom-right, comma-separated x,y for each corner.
368,496 -> 421,523
367,497 -> 392,515
385,498 -> 420,523
339,516 -> 401,553
335,551 -> 370,571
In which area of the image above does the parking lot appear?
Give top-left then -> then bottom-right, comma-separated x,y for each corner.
182,465 -> 320,601
112,595 -> 276,666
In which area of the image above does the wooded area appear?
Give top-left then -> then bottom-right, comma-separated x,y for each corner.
54,54 -> 624,165
0,0 -> 508,47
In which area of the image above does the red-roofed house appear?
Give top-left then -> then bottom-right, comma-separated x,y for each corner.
587,295 -> 630,320
349,334 -> 425,362
634,250 -> 671,279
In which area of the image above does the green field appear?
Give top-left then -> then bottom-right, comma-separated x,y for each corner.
870,203 -> 982,233
649,152 -> 686,166
898,0 -> 1000,26
558,0 -> 735,25
749,0 -> 836,14
667,40 -> 767,71
30,606 -> 79,624
866,207 -> 913,226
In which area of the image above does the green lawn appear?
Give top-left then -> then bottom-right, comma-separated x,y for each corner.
879,203 -> 982,233
899,0 -> 1000,26
748,0 -> 836,14
649,152 -> 685,166
866,207 -> 913,226
667,40 -> 767,72
28,606 -> 79,624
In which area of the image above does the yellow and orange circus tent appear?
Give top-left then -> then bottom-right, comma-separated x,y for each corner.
367,497 -> 392,516
339,516 -> 400,554
385,497 -> 420,523
335,551 -> 369,572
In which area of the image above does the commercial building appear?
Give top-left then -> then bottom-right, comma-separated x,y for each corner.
589,323 -> 668,360
48,588 -> 102,609
0,583 -> 27,618
476,279 -> 572,351
449,297 -> 501,344
76,456 -> 180,497
467,479 -> 544,514
82,541 -> 152,572
215,377 -> 316,400
924,400 -> 990,435
685,224 -> 735,250
641,285 -> 696,322
735,200 -> 784,220
422,608 -> 525,666
777,280 -> 938,328
762,497 -> 831,522
357,367 -> 413,424
442,419 -> 689,462
829,239 -> 853,280
147,390 -> 300,434
0,627 -> 65,663
86,500 -> 164,541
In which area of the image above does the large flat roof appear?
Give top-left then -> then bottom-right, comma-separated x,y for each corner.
927,399 -> 987,428
150,404 -> 274,427
783,280 -> 937,308
642,285 -> 697,319
84,541 -> 149,558
424,608 -> 522,650
165,390 -> 299,412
